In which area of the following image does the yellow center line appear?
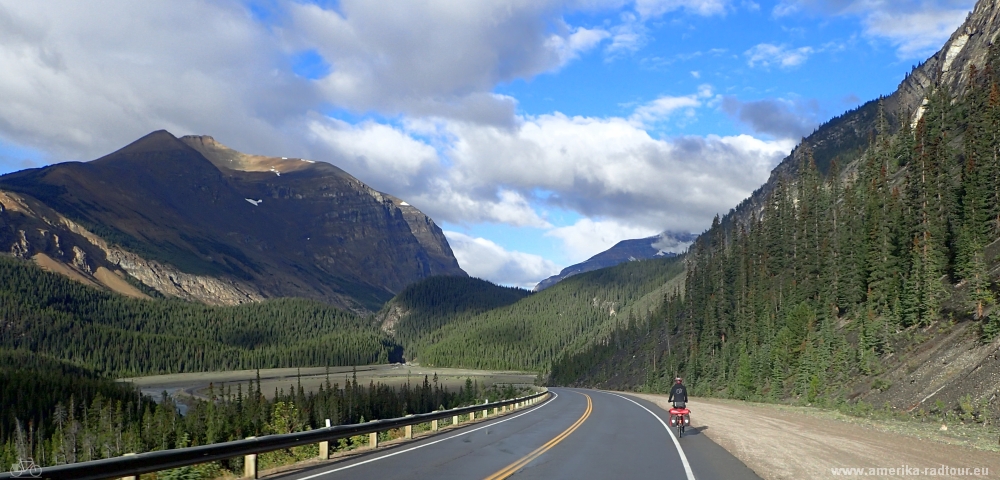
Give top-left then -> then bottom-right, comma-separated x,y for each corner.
483,392 -> 592,480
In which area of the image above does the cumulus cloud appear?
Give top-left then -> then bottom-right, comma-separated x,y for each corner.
863,7 -> 970,59
299,94 -> 792,238
546,218 -> 660,263
444,231 -> 560,288
652,231 -> 698,254
436,110 -> 793,234
0,1 -> 316,160
745,43 -> 815,68
549,26 -> 612,65
288,0 -> 611,124
720,96 -> 822,140
772,0 -> 975,59
629,95 -> 703,125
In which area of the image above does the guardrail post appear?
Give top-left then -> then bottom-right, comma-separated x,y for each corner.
405,424 -> 412,439
493,407 -> 498,415
319,419 -> 331,459
370,432 -> 378,449
244,437 -> 257,479
453,414 -> 459,425
432,419 -> 438,431
482,408 -> 488,418
118,453 -> 137,480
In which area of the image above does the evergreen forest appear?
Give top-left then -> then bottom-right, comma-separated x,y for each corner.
380,276 -> 531,359
0,255 -> 401,377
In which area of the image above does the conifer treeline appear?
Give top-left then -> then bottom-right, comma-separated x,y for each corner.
552,53 -> 1000,399
0,255 -> 401,376
1,354 -> 501,474
384,276 -> 530,359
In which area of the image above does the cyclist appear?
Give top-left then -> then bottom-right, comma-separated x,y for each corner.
668,377 -> 687,408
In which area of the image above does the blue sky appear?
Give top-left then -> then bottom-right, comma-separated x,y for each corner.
0,0 -> 977,287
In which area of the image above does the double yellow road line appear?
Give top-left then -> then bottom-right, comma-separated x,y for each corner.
484,392 -> 593,480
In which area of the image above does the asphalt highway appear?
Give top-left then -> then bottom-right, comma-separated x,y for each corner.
274,388 -> 761,480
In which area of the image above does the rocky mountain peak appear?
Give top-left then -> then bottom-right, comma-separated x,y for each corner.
0,130 -> 466,313
120,129 -> 188,151
892,0 -> 1000,127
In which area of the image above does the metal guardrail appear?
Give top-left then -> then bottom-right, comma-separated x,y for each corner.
1,391 -> 549,480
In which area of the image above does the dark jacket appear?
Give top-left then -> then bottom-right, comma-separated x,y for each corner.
668,383 -> 688,404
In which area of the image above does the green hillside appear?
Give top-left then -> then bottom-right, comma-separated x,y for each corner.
409,255 -> 685,371
0,255 -> 401,377
378,276 -> 531,359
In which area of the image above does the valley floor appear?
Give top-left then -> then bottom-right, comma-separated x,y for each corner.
629,394 -> 1000,479
122,365 -> 536,404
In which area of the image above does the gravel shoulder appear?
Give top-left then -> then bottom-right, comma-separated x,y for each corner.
627,393 -> 1000,479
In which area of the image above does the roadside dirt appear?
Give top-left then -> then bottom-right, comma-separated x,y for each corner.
629,393 -> 1000,479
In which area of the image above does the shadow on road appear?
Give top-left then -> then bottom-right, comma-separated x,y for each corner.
682,425 -> 708,437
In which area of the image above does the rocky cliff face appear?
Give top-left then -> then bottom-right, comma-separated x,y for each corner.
0,131 -> 465,312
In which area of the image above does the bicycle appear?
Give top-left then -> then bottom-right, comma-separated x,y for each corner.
669,406 -> 690,438
10,458 -> 41,478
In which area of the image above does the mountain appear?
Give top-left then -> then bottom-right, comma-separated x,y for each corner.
549,0 -> 1000,418
0,130 -> 465,312
533,232 -> 696,291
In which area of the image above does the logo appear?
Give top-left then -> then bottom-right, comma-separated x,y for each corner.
10,458 -> 41,478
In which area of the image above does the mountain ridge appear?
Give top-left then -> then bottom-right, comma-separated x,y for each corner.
532,232 -> 695,291
0,130 -> 465,312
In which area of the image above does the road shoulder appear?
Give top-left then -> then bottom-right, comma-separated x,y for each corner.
625,393 -> 1000,480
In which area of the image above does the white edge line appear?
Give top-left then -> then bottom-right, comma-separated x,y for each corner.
605,392 -> 696,480
297,392 -> 559,480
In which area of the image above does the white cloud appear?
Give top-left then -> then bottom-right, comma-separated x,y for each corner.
629,95 -> 702,125
634,0 -> 730,18
605,12 -> 649,57
436,110 -> 793,235
444,231 -> 560,288
546,218 -> 660,263
628,85 -> 714,125
745,43 -> 815,68
306,119 -> 441,184
772,0 -> 975,59
288,0 -> 611,125
863,8 -> 970,59
652,231 -> 696,254
299,94 -> 792,239
0,1 -> 314,160
548,26 -> 611,65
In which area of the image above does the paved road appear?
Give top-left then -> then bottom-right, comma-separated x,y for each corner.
274,388 -> 761,480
